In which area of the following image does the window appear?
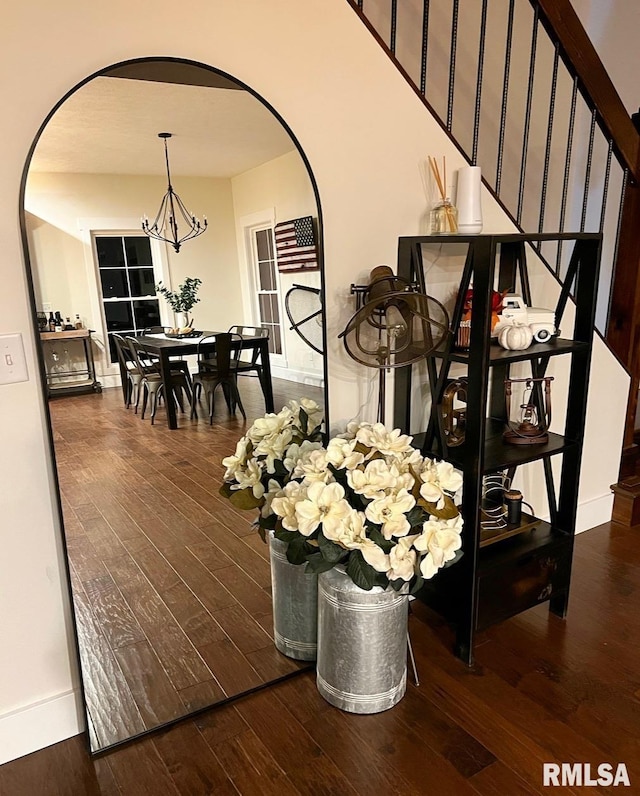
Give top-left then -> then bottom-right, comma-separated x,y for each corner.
252,227 -> 283,356
95,235 -> 161,363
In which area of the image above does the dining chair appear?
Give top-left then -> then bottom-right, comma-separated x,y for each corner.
191,333 -> 246,423
126,337 -> 192,424
141,327 -> 193,386
113,333 -> 143,410
227,325 -> 270,400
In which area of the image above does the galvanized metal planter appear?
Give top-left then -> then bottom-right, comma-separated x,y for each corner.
268,532 -> 318,661
316,566 -> 409,714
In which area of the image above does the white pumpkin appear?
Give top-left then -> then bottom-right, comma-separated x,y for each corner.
497,322 -> 533,351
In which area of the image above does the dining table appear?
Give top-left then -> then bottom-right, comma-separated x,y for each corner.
128,330 -> 274,429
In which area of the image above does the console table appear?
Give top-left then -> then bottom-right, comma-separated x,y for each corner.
40,329 -> 102,397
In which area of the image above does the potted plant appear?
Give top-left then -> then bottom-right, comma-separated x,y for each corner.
220,398 -> 325,661
156,277 -> 202,329
220,411 -> 464,713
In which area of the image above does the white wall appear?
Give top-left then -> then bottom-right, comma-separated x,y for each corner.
0,0 -> 628,763
571,0 -> 640,117
232,149 -> 323,383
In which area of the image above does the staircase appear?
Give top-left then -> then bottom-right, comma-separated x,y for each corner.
347,0 -> 640,477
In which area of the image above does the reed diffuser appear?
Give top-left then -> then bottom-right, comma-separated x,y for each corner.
428,156 -> 458,234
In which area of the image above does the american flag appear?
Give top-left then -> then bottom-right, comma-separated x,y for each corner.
274,216 -> 319,272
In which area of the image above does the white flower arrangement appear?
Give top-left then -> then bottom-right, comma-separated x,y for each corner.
220,398 -> 325,512
220,408 -> 464,592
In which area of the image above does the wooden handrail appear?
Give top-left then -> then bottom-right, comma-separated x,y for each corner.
534,0 -> 640,177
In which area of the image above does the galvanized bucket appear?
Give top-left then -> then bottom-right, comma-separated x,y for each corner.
268,532 -> 318,661
316,566 -> 409,714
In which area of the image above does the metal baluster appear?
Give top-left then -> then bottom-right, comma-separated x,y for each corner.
537,42 -> 560,248
517,5 -> 540,225
420,0 -> 430,96
496,0 -> 515,194
580,109 -> 598,231
390,0 -> 398,55
447,0 -> 459,131
606,167 -> 630,324
472,0 -> 488,165
599,139 -> 614,233
555,77 -> 579,276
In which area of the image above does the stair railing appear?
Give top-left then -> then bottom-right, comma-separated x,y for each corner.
349,0 -> 640,471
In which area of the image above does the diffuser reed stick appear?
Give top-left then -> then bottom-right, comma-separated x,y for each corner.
428,156 -> 458,233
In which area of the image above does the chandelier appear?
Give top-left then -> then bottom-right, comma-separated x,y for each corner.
142,132 -> 207,253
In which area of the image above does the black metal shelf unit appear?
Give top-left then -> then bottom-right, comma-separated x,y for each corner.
393,233 -> 601,665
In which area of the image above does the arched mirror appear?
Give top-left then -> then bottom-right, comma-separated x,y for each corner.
21,58 -> 327,755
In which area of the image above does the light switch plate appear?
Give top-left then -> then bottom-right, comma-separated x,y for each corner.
0,333 -> 29,385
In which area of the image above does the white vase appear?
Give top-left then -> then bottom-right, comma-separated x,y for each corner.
456,166 -> 483,234
174,311 -> 189,329
316,566 -> 409,713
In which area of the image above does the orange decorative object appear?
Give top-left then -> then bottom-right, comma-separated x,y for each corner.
461,288 -> 507,333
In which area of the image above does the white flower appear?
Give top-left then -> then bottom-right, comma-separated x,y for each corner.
261,479 -> 283,518
292,448 -> 331,483
294,481 -> 352,537
322,508 -> 367,548
283,440 -> 323,472
231,458 -> 265,499
325,437 -> 365,470
254,426 -> 294,473
222,436 -> 251,479
290,398 -> 324,432
387,536 -> 418,581
360,540 -> 391,573
416,515 -> 463,579
364,489 -> 416,539
347,458 -> 399,499
248,411 -> 293,445
419,459 -> 463,508
271,481 -> 307,531
435,461 -> 463,494
355,423 -> 414,458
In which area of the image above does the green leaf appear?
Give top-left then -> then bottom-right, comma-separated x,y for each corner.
258,513 -> 278,531
272,459 -> 289,479
372,571 -> 390,589
317,532 -> 347,563
345,550 -> 377,591
389,577 -> 408,592
305,551 -> 340,574
228,488 -> 263,511
405,505 -> 426,526
367,526 -> 394,553
274,528 -> 301,544
299,407 -> 309,435
286,535 -> 313,565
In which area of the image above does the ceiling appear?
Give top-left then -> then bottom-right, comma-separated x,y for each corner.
29,75 -> 297,179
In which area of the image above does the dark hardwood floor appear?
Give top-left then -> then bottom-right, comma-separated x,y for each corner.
45,378 -> 323,752
2,382 -> 640,792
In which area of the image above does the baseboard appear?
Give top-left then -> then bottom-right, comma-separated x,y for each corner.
0,689 -> 84,765
538,492 -> 613,536
270,365 -> 324,388
575,492 -> 614,534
